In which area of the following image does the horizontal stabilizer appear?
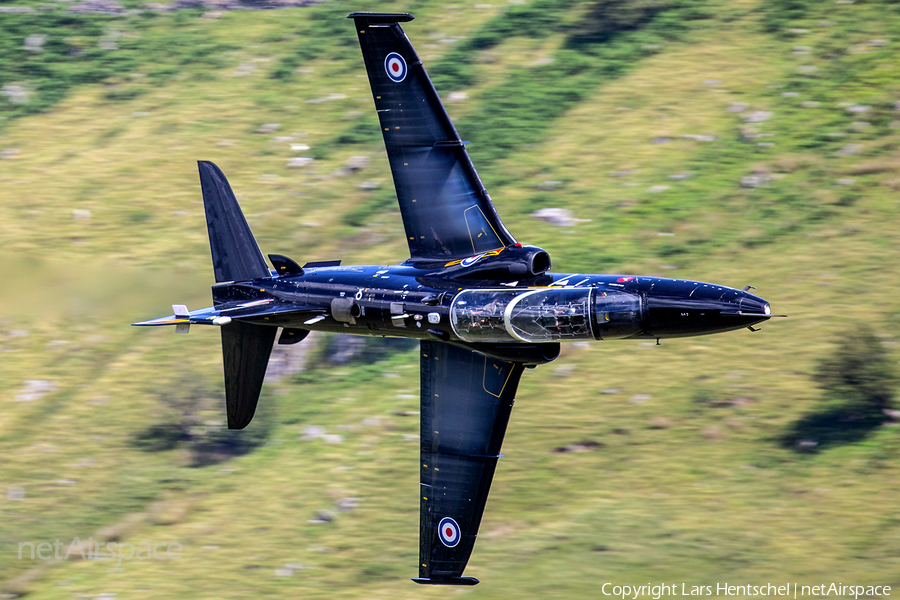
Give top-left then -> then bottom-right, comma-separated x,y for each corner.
222,320 -> 276,429
199,161 -> 270,283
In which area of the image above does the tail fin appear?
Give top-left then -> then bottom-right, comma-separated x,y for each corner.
222,321 -> 277,429
198,161 -> 270,283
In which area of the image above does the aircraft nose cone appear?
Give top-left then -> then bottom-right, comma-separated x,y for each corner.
642,279 -> 774,338
739,292 -> 770,316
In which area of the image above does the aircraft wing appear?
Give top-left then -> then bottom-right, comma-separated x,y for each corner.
348,13 -> 516,261
415,340 -> 525,585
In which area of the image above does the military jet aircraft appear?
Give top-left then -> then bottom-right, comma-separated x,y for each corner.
135,12 -> 781,585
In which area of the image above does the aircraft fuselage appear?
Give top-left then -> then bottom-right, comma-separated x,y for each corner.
212,262 -> 772,352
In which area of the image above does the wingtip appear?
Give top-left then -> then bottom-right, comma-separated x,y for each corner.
346,12 -> 414,22
412,577 -> 479,586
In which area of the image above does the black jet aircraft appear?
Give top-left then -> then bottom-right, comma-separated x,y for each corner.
135,12 -> 781,586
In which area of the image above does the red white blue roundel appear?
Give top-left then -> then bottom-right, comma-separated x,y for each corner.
384,52 -> 407,82
438,517 -> 461,547
460,252 -> 486,268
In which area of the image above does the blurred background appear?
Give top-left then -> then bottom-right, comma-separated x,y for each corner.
1,0 -> 900,597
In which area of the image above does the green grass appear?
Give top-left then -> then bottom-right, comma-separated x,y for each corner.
2,0 -> 900,597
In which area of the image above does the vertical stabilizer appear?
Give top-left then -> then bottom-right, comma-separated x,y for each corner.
222,321 -> 277,430
198,161 -> 270,283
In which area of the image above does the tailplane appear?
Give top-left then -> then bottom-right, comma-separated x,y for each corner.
137,163 -> 301,429
198,161 -> 277,428
222,321 -> 277,429
198,160 -> 271,283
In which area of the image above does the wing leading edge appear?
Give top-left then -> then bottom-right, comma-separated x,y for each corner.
348,12 -> 516,261
416,340 -> 525,585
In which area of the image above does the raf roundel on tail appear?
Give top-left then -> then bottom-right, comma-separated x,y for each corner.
134,11 -> 784,587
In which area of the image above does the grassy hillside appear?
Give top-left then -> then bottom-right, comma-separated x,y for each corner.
2,0 -> 900,597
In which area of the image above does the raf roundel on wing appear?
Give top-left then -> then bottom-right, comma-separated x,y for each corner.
438,517 -> 461,547
384,52 -> 407,82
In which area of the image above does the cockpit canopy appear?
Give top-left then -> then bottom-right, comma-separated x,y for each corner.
449,287 -> 642,343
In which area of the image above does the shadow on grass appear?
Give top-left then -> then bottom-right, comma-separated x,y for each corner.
132,421 -> 271,466
781,406 -> 887,453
